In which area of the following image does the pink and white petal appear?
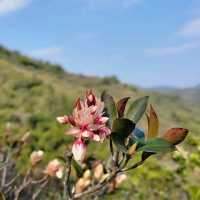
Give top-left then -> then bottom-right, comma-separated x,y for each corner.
56,116 -> 69,124
82,130 -> 93,138
92,134 -> 101,142
56,167 -> 63,179
90,105 -> 97,114
72,138 -> 87,162
102,127 -> 111,136
98,117 -> 109,124
65,127 -> 80,136
99,127 -> 111,140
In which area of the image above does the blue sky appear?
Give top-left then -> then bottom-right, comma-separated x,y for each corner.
0,0 -> 200,88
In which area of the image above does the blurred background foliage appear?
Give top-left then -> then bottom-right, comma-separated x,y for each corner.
0,45 -> 199,200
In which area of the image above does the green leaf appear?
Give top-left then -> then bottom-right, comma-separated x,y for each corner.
101,91 -> 117,127
137,138 -> 175,153
116,97 -> 130,118
126,96 -> 149,124
72,160 -> 83,177
111,132 -> 128,153
112,118 -> 135,138
111,118 -> 135,153
141,152 -> 155,161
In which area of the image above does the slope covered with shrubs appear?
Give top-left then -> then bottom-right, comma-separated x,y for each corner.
0,45 -> 199,199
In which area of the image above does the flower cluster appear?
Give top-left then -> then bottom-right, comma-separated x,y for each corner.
57,90 -> 111,162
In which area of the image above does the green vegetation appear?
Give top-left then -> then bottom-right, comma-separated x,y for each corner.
0,45 -> 199,199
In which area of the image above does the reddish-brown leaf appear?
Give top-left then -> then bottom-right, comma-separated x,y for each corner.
147,105 -> 159,138
163,128 -> 189,145
116,97 -> 130,118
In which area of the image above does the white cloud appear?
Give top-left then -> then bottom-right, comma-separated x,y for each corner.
145,42 -> 199,56
0,0 -> 30,15
179,18 -> 200,37
81,0 -> 141,9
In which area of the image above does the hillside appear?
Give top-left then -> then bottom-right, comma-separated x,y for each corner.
0,45 -> 200,200
149,85 -> 200,106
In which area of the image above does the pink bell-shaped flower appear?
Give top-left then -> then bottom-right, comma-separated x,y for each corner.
72,138 -> 87,163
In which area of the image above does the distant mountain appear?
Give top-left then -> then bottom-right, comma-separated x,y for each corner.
149,84 -> 200,106
148,86 -> 178,93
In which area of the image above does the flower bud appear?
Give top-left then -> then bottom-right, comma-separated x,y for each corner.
86,90 -> 96,106
93,162 -> 104,181
30,150 -> 44,166
128,143 -> 137,157
75,177 -> 91,194
44,159 -> 63,178
83,179 -> 91,188
75,178 -> 85,193
72,138 -> 87,163
83,169 -> 92,180
115,174 -> 127,188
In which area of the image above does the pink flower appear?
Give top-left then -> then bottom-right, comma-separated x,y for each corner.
72,138 -> 87,162
57,90 -> 111,142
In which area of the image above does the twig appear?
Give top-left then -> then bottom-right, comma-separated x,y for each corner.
119,155 -> 130,170
4,174 -> 19,188
14,179 -> 32,200
1,153 -> 9,187
109,138 -> 114,157
32,176 -> 48,184
32,179 -> 49,200
14,169 -> 32,200
63,152 -> 73,200
120,160 -> 144,172
113,151 -> 119,167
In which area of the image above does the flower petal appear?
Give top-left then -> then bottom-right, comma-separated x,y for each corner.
92,134 -> 101,142
56,116 -> 69,124
65,127 -> 80,136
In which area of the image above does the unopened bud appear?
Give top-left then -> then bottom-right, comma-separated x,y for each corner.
75,178 -> 85,193
30,150 -> 44,166
72,138 -> 87,163
93,162 -> 104,181
115,173 -> 127,188
83,169 -> 92,180
44,159 -> 63,179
